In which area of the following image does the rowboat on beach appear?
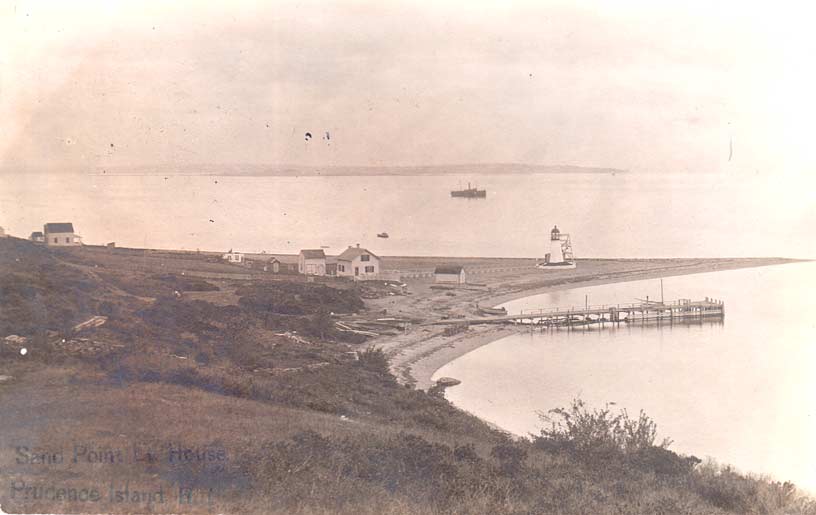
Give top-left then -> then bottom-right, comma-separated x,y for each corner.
477,306 -> 508,316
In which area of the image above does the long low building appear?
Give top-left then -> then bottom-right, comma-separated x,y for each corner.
434,265 -> 466,284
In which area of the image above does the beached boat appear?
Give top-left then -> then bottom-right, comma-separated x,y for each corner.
477,306 -> 507,316
451,183 -> 486,198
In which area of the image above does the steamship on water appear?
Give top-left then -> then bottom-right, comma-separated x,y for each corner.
450,183 -> 486,198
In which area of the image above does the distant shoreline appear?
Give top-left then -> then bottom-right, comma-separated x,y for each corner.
75,163 -> 627,177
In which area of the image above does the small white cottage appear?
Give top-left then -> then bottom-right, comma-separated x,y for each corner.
44,223 -> 81,246
336,244 -> 380,280
222,250 -> 244,264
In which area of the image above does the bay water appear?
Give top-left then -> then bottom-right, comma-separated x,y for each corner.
434,262 -> 816,491
1,171 -> 813,259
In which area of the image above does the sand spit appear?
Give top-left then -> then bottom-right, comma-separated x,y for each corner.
368,257 -> 800,390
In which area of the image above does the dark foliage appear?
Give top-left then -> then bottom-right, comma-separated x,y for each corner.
148,273 -> 220,292
236,282 -> 364,316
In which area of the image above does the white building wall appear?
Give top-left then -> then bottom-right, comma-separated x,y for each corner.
337,255 -> 380,278
435,271 -> 466,284
300,257 -> 326,275
546,238 -> 568,263
46,232 -> 80,246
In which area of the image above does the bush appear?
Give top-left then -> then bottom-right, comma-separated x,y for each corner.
535,398 -> 672,457
356,347 -> 390,375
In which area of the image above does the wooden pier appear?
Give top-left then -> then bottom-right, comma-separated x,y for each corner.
426,298 -> 725,328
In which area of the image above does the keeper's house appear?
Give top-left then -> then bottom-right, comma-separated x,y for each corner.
44,223 -> 81,246
434,265 -> 466,284
336,244 -> 380,280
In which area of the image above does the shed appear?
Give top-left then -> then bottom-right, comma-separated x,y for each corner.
264,257 -> 281,273
434,265 -> 466,284
299,249 -> 326,276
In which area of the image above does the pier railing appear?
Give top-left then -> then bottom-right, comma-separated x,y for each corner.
517,298 -> 724,317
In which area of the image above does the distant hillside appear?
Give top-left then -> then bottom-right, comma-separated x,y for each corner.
87,163 -> 626,177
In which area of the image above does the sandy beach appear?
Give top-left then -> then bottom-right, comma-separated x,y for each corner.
369,257 -> 799,390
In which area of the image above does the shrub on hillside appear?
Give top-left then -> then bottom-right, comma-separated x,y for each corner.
691,461 -> 816,514
356,347 -> 390,375
535,398 -> 672,457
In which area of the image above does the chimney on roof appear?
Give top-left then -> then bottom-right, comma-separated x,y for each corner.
356,243 -> 360,248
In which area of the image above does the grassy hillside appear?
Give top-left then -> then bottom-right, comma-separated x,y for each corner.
0,237 -> 813,514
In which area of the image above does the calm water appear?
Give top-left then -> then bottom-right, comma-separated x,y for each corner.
0,171 -> 814,258
434,262 -> 816,491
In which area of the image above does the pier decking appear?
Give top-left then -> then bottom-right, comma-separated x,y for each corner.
426,298 -> 725,327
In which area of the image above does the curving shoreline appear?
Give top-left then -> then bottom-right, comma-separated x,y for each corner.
370,257 -> 801,391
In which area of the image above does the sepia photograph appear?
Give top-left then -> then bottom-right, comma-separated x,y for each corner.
1,1 -> 815,513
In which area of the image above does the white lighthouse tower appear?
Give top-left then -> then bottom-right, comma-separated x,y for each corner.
536,225 -> 576,269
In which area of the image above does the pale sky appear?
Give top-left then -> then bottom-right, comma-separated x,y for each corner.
1,0 -> 815,174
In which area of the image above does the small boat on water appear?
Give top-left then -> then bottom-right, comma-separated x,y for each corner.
377,232 -> 389,238
451,182 -> 486,198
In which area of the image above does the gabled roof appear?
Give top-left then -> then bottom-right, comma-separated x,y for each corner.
337,246 -> 379,262
300,249 -> 326,259
44,223 -> 74,233
435,265 -> 465,274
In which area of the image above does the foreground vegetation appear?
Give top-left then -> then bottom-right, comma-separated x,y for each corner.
0,238 -> 813,514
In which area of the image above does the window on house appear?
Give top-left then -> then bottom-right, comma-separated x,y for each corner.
54,237 -> 58,243
338,264 -> 345,272
365,266 -> 375,273
360,255 -> 370,261
66,237 -> 70,243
